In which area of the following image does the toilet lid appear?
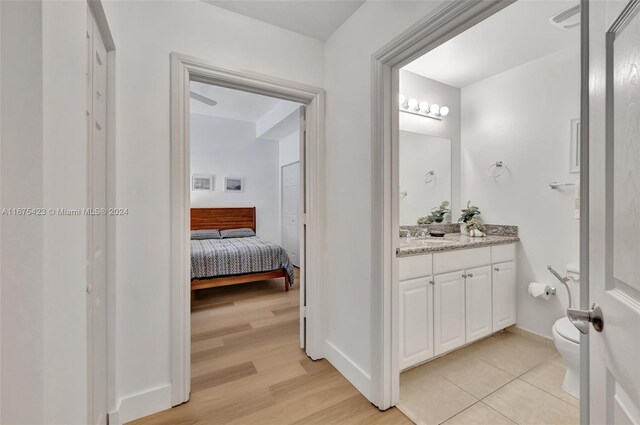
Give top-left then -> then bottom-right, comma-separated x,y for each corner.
555,317 -> 580,344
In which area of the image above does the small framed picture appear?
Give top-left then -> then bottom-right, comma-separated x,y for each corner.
225,177 -> 245,193
192,174 -> 214,191
570,118 -> 580,173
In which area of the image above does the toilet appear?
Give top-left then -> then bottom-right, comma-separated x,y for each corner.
552,262 -> 581,398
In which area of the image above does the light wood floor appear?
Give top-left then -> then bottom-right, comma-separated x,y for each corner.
130,268 -> 411,425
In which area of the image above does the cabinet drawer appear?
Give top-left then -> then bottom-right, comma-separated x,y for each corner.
492,243 -> 516,264
399,254 -> 433,281
433,247 -> 490,275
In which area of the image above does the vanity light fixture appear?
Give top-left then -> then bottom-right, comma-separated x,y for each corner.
399,93 -> 449,120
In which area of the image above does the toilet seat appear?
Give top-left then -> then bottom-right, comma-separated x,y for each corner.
554,317 -> 580,344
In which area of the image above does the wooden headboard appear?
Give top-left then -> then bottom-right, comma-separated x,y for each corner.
190,207 -> 256,232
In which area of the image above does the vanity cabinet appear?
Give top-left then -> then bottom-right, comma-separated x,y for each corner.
465,265 -> 493,343
492,261 -> 516,330
433,271 -> 466,355
398,243 -> 517,371
399,277 -> 434,369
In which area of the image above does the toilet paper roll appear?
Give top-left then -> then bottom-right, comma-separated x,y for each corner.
528,282 -> 553,300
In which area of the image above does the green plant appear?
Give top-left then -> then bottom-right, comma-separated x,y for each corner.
459,201 -> 481,223
417,216 -> 433,225
430,201 -> 451,224
465,218 -> 486,233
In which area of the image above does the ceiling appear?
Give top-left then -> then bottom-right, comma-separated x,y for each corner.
202,0 -> 365,41
190,81 -> 296,123
403,1 -> 580,88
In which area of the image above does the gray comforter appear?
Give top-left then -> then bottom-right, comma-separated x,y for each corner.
191,236 -> 294,285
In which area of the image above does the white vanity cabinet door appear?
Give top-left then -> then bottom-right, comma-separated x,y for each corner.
434,271 -> 466,355
465,265 -> 493,343
492,261 -> 517,331
399,277 -> 434,370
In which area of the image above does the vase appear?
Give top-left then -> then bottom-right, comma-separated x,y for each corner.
459,222 -> 467,235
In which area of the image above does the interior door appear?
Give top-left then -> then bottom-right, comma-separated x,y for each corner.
297,106 -> 306,349
589,2 -> 640,423
86,8 -> 108,425
281,162 -> 300,267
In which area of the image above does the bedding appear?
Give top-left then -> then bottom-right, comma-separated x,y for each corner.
191,236 -> 294,285
191,229 -> 222,240
220,228 -> 255,238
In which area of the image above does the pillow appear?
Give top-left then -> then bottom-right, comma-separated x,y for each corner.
191,229 -> 222,240
220,228 -> 256,238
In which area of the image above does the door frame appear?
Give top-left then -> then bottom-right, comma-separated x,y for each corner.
370,0 -> 590,416
86,1 -> 116,423
281,160 -> 300,268
169,53 -> 326,406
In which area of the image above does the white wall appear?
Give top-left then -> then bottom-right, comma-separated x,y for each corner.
399,132 -> 452,225
461,45 -> 581,339
1,1 -> 88,423
323,0 -> 447,400
400,70 -> 461,215
1,2 -> 45,423
100,1 -> 323,421
279,131 -> 300,167
190,114 -> 280,244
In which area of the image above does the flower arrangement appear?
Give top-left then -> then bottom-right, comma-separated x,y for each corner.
417,215 -> 433,225
459,201 -> 481,223
465,218 -> 486,237
430,201 -> 451,223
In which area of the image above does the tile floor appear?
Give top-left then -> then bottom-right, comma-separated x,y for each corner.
398,331 -> 579,425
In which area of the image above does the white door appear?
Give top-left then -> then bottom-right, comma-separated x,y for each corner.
492,261 -> 516,331
433,271 -> 466,356
86,8 -> 108,425
589,2 -> 640,423
297,106 -> 306,349
281,162 -> 299,267
465,265 -> 492,343
399,277 -> 434,370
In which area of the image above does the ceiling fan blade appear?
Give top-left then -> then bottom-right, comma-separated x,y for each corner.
190,91 -> 218,106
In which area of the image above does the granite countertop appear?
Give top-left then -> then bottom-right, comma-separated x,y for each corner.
397,233 -> 520,257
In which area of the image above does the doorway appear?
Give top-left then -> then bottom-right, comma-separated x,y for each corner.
169,54 -> 325,406
371,0 -> 591,421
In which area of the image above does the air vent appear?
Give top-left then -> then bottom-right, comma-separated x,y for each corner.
550,4 -> 581,29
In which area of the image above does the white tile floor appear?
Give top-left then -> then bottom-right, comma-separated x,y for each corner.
398,331 -> 579,425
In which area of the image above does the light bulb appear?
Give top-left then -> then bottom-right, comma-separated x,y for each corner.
407,98 -> 418,110
418,101 -> 429,112
439,106 -> 449,117
399,94 -> 406,106
429,104 -> 440,115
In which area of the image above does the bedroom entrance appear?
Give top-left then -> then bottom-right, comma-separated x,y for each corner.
170,53 -> 326,407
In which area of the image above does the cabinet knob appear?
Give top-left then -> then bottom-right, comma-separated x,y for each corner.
494,267 -> 500,271
467,273 -> 473,278
462,274 -> 467,278
429,280 -> 435,285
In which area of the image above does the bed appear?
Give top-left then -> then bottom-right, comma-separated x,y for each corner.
190,207 -> 294,291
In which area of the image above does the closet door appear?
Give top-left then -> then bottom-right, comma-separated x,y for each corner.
465,265 -> 493,343
433,271 -> 466,355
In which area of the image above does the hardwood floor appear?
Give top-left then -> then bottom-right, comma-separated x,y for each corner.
130,269 -> 411,425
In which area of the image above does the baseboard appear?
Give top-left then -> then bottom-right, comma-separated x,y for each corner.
109,384 -> 172,425
324,340 -> 372,400
506,325 -> 555,347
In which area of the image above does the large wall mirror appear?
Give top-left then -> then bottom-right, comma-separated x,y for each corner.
399,130 -> 452,225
